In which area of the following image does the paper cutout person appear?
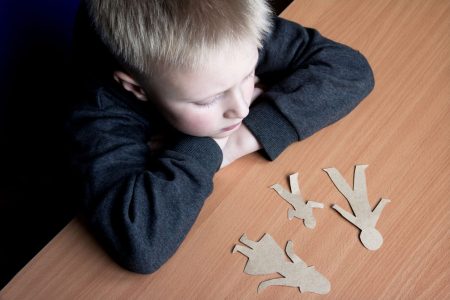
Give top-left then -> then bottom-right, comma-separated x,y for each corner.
323,165 -> 391,250
271,173 -> 324,229
233,233 -> 331,294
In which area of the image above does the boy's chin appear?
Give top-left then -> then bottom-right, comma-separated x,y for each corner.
181,130 -> 231,139
210,130 -> 237,139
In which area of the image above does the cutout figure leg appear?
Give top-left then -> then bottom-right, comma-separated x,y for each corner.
351,165 -> 371,214
323,168 -> 356,200
289,173 -> 300,195
272,183 -> 306,221
353,165 -> 369,199
271,184 -> 297,203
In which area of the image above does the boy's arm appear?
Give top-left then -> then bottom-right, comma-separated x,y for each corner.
67,90 -> 222,274
245,17 -> 375,160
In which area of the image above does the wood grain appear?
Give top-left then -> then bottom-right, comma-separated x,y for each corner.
1,0 -> 449,298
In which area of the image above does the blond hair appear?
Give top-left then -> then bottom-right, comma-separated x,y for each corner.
86,0 -> 273,77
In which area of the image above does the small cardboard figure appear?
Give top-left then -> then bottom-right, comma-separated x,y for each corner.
323,165 -> 391,250
233,233 -> 331,294
271,173 -> 324,229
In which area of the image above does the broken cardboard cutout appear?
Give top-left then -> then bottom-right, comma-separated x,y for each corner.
233,233 -> 331,294
271,173 -> 324,229
323,164 -> 390,251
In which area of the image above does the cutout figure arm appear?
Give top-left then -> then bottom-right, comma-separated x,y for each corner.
307,201 -> 324,208
285,240 -> 306,266
239,233 -> 258,248
258,278 -> 290,293
232,245 -> 253,257
332,204 -> 359,227
370,198 -> 391,226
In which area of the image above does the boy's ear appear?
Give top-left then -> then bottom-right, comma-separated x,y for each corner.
113,71 -> 148,101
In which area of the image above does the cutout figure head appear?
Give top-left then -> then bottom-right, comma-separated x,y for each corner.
303,216 -> 316,229
360,227 -> 383,250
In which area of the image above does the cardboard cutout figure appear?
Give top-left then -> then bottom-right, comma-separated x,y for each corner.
271,173 -> 324,229
323,165 -> 390,250
233,233 -> 331,294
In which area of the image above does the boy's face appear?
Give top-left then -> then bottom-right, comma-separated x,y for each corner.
147,41 -> 259,138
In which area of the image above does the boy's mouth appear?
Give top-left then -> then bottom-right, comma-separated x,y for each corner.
222,122 -> 242,132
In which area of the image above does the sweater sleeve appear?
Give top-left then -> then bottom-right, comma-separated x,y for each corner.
67,88 -> 222,274
245,17 -> 375,160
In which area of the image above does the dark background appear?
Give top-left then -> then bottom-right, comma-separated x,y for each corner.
0,0 -> 292,289
0,0 -> 80,290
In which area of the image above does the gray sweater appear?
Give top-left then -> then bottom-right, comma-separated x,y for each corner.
67,16 -> 374,274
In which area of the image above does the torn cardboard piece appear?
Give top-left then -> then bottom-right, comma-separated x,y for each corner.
271,173 -> 324,229
233,233 -> 331,294
323,164 -> 390,250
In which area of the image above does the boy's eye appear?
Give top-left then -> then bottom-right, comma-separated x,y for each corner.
194,71 -> 254,108
196,94 -> 223,108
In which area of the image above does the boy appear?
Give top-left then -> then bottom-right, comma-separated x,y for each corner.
68,0 -> 374,274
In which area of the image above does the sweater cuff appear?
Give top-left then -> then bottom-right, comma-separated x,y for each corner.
244,101 -> 299,160
171,134 -> 223,174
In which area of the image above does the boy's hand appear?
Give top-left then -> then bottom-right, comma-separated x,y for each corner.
220,124 -> 261,168
219,76 -> 265,168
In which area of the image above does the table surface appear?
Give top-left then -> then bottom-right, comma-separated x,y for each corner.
2,0 -> 449,299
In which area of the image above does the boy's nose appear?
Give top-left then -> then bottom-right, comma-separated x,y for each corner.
223,89 -> 249,119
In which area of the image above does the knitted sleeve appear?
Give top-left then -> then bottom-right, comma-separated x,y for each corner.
67,87 -> 222,273
246,17 -> 374,160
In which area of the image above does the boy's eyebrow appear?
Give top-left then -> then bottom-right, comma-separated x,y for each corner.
188,54 -> 259,102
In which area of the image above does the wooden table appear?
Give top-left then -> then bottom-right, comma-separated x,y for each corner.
2,0 -> 449,298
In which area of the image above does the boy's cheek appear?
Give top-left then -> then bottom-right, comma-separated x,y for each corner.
170,114 -> 216,137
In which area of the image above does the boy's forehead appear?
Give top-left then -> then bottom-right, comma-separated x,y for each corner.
151,41 -> 259,101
